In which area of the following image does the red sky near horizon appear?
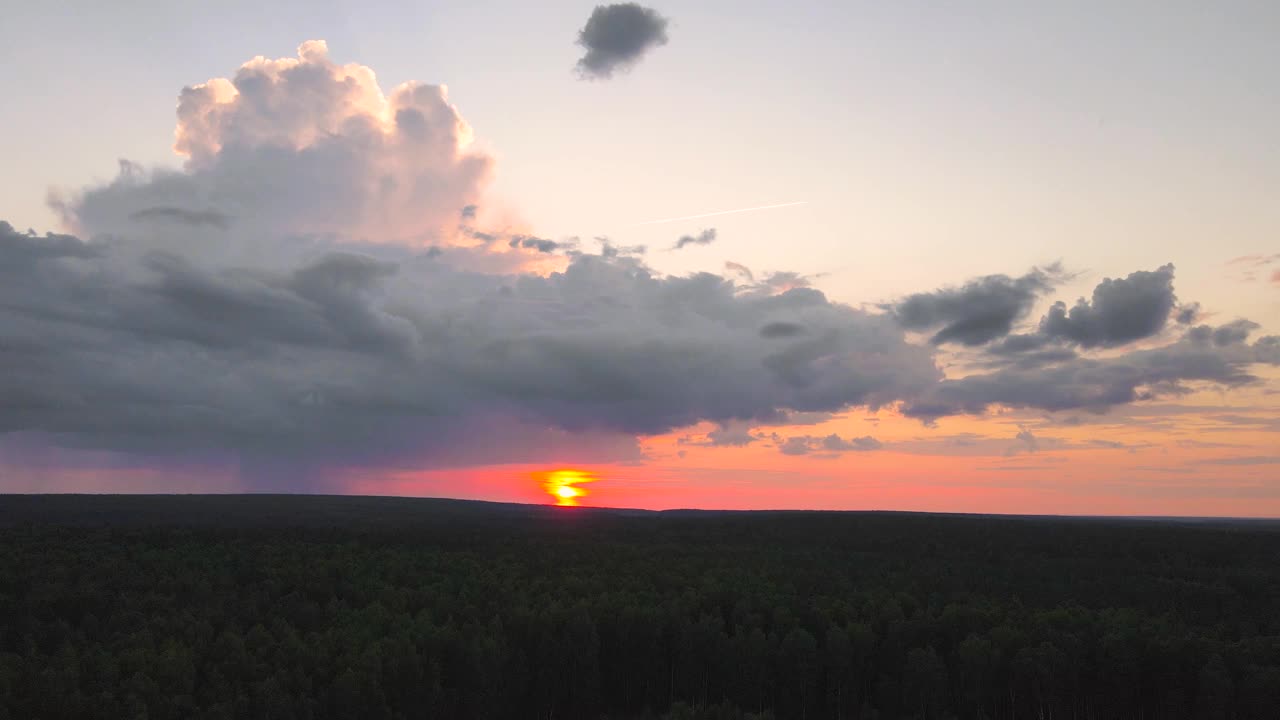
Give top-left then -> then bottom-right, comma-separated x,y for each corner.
341,381 -> 1280,517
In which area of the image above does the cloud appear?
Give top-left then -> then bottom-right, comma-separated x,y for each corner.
508,235 -> 563,253
9,41 -> 1280,491
823,434 -> 883,452
575,3 -> 670,79
1013,428 -> 1039,453
1038,264 -> 1178,348
674,228 -> 717,250
0,218 -> 939,483
1227,253 -> 1280,267
778,437 -> 814,456
774,432 -> 882,456
724,261 -> 754,282
53,41 -> 493,253
1186,319 -> 1260,348
760,321 -> 805,339
986,265 -> 1189,361
703,421 -> 758,447
886,266 -> 1061,346
902,322 -> 1279,420
130,206 -> 231,229
1175,302 -> 1201,324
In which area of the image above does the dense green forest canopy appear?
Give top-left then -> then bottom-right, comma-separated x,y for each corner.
2,495 -> 1278,719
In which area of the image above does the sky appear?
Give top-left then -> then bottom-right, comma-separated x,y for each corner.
1,1 -> 1278,515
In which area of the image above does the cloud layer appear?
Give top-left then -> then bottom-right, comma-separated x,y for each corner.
0,218 -> 939,476
575,4 -> 670,79
6,41 -> 1280,491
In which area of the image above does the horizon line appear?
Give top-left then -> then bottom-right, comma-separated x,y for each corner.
4,492 -> 1277,522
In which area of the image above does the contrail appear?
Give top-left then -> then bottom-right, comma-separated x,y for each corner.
631,201 -> 808,227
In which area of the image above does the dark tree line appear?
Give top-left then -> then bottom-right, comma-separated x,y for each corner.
1,496 -> 1278,719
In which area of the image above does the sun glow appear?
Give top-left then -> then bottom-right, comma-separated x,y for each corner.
540,469 -> 598,506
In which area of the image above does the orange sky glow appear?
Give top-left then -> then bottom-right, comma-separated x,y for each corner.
344,380 -> 1280,517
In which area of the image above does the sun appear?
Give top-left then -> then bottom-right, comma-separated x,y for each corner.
539,469 -> 598,506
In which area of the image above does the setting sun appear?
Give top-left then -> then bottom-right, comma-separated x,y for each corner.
539,469 -> 598,506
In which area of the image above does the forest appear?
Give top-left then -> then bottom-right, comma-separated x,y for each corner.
1,494 -> 1278,719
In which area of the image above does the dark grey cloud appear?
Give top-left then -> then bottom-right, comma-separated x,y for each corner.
1038,264 -> 1178,348
130,206 -> 231,229
887,266 -> 1061,346
508,235 -> 561,253
902,322 -> 1279,421
1175,302 -> 1201,325
674,228 -> 717,250
760,321 -> 805,339
1013,428 -> 1039,453
0,219 -> 938,479
776,433 -> 883,456
460,204 -> 477,220
575,3 -> 670,79
1186,319 -> 1260,348
778,437 -> 814,456
704,422 -> 757,447
822,434 -> 883,452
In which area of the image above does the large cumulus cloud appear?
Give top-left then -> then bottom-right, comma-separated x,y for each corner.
52,41 -> 492,252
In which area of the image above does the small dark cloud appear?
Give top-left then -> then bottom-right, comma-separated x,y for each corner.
778,437 -> 812,456
130,206 -> 230,229
1038,264 -> 1177,348
460,204 -> 477,220
1175,303 -> 1200,324
575,3 -> 670,79
706,422 -> 756,447
462,228 -> 499,243
1013,428 -> 1039,453
1186,319 -> 1260,347
508,235 -> 561,253
760,321 -> 805,339
822,434 -> 882,452
724,261 -> 754,282
887,266 -> 1060,346
598,239 -> 646,258
776,433 -> 882,456
674,228 -> 716,250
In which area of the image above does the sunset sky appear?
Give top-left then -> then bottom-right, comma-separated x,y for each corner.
2,1 -> 1277,515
